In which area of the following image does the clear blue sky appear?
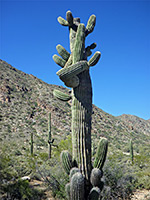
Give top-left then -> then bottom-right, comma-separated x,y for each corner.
1,0 -> 150,120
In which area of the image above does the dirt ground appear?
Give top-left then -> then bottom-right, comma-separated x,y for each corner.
131,189 -> 150,200
30,179 -> 150,200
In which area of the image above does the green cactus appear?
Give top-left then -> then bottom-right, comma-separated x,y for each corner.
53,54 -> 66,68
60,150 -> 73,175
69,167 -> 80,180
53,89 -> 71,101
93,137 -> 108,170
90,168 -> 103,187
56,44 -> 70,61
130,139 -> 134,163
53,11 -> 107,199
70,172 -> 85,200
48,112 -> 55,159
88,51 -> 101,67
30,132 -> 34,156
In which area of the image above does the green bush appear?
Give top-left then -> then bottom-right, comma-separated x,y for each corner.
2,179 -> 44,200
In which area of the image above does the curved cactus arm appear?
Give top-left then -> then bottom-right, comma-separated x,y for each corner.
53,54 -> 66,68
57,61 -> 89,81
93,137 -> 108,170
90,168 -> 103,187
53,89 -> 71,101
57,16 -> 69,26
60,150 -> 73,175
70,172 -> 85,200
88,187 -> 101,200
86,14 -> 96,36
56,44 -> 70,61
88,51 -> 101,67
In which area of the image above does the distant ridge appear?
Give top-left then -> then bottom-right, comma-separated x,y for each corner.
0,59 -> 150,151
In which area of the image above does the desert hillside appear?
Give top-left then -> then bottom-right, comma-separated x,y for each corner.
0,59 -> 150,200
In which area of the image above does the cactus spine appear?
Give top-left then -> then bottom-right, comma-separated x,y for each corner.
53,11 -> 108,199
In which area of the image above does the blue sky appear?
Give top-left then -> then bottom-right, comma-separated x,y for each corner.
1,0 -> 150,120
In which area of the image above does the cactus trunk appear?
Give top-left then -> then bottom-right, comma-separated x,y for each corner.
72,70 -> 92,181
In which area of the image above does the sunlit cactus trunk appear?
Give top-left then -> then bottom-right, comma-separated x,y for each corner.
72,71 -> 92,181
71,22 -> 92,181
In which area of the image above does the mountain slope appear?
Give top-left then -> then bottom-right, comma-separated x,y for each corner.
0,59 -> 150,199
0,59 -> 150,152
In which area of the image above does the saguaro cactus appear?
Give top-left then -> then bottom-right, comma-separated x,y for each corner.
53,11 -> 108,200
130,139 -> 134,164
48,112 -> 55,159
30,132 -> 34,156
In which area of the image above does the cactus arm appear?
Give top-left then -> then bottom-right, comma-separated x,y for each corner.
86,46 -> 92,57
93,137 -> 108,170
88,51 -> 101,67
90,168 -> 103,187
73,23 -> 85,63
70,172 -> 85,200
56,44 -> 70,61
90,42 -> 97,49
53,89 -> 71,101
57,16 -> 69,26
61,150 -> 73,175
86,43 -> 97,57
53,54 -> 66,68
57,61 -> 89,82
66,10 -> 74,26
86,14 -> 96,36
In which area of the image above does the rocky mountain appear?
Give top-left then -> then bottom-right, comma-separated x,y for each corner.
0,59 -> 150,153
1,59 -> 150,200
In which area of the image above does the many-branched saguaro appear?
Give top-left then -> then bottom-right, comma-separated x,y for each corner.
53,11 -> 108,200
